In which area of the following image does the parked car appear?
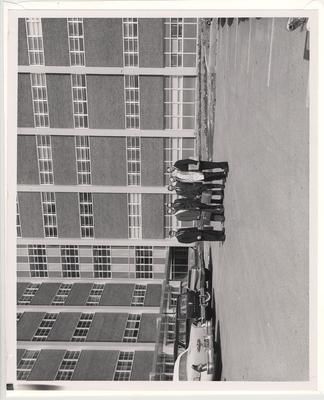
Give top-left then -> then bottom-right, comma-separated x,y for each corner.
173,319 -> 215,381
173,288 -> 212,363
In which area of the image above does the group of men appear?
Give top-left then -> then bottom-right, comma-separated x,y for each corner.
166,159 -> 229,243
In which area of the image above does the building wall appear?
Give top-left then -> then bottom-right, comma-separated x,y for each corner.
17,245 -> 167,280
65,283 -> 93,305
17,136 -> 39,184
17,282 -> 29,302
138,19 -> 163,68
17,312 -> 45,341
17,348 -> 155,381
87,75 -> 124,129
28,350 -> 65,381
145,284 -> 162,307
131,351 -> 154,380
141,138 -> 164,186
93,193 -> 128,238
137,314 -> 158,342
42,19 -> 70,66
18,19 -> 29,66
86,313 -> 128,342
18,192 -> 43,238
140,76 -> 164,130
52,136 -> 77,185
17,74 -> 34,128
47,313 -> 81,341
99,284 -> 134,306
56,192 -> 80,238
30,282 -> 61,305
72,350 -> 119,380
47,74 -> 74,128
142,194 -> 164,239
84,19 -> 123,67
90,137 -> 126,185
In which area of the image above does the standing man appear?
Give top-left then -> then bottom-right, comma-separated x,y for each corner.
168,198 -> 224,213
170,169 -> 227,183
169,228 -> 226,243
171,209 -> 225,223
167,159 -> 229,173
167,182 -> 224,205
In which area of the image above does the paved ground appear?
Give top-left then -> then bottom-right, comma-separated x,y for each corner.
202,18 -> 309,381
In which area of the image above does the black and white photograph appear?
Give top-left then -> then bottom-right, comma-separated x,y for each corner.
2,3 -> 321,394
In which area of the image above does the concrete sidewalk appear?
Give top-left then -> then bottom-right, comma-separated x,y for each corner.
201,18 -> 309,381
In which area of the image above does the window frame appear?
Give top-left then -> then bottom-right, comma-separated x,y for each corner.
30,73 -> 49,128
41,192 -> 58,238
25,18 -> 45,65
71,74 -> 89,128
67,18 -> 86,66
124,75 -> 140,129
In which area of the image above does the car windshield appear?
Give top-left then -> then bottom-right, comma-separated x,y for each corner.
178,351 -> 188,381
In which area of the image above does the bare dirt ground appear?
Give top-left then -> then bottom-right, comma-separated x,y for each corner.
199,17 -> 310,381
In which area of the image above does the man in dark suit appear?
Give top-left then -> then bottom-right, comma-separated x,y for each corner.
168,198 -> 224,213
167,159 -> 229,172
167,181 -> 224,205
173,209 -> 225,223
169,227 -> 226,243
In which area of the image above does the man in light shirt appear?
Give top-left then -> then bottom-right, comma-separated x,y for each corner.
170,169 -> 226,183
169,209 -> 225,223
166,159 -> 229,173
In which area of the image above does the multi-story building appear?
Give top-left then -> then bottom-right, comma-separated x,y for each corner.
16,16 -> 198,382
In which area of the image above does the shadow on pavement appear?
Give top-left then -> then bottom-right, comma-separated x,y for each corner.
227,18 -> 234,27
207,247 -> 223,381
214,320 -> 223,381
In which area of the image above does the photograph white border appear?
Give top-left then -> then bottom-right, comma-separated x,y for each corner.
1,0 -> 323,398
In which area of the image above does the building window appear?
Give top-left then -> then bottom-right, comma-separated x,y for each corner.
71,74 -> 89,128
25,18 -> 45,65
93,246 -> 111,278
126,137 -> 141,186
164,18 -> 183,67
17,350 -> 40,380
164,18 -> 197,67
124,75 -> 140,129
75,136 -> 91,184
122,314 -> 141,342
130,284 -> 147,306
86,283 -> 105,306
28,245 -> 48,278
17,283 -> 41,305
164,76 -> 196,129
135,246 -> 153,279
36,135 -> 54,184
32,313 -> 58,341
67,18 -> 85,66
113,352 -> 134,381
123,18 -> 138,67
30,73 -> 49,128
79,193 -> 94,238
16,199 -> 22,238
127,193 -> 142,239
41,192 -> 58,237
51,283 -> 73,305
55,351 -> 80,381
61,246 -> 80,278
17,312 -> 23,323
71,313 -> 94,342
